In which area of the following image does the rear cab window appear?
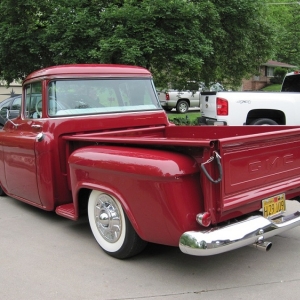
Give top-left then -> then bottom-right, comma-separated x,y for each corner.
47,78 -> 161,117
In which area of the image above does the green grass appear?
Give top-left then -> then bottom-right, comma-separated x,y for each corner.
261,84 -> 281,92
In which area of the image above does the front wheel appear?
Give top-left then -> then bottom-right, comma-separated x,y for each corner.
250,118 -> 278,125
88,190 -> 147,259
176,100 -> 189,113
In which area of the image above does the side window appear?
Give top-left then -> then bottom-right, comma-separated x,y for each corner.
24,82 -> 42,119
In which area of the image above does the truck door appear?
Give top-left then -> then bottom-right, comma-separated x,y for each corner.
2,83 -> 43,205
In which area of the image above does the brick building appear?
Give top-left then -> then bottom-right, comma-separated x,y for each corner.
241,60 -> 297,91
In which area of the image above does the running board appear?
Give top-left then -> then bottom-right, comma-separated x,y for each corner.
55,203 -> 77,220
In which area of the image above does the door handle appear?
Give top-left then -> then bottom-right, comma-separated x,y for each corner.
36,132 -> 44,142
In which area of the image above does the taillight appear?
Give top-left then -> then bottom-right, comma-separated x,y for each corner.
196,212 -> 211,227
165,93 -> 170,101
217,97 -> 228,115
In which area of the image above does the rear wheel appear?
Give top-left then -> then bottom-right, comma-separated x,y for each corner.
88,190 -> 147,259
176,100 -> 189,113
250,118 -> 278,125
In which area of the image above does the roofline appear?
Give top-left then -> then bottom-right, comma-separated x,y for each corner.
261,60 -> 297,68
24,64 -> 152,82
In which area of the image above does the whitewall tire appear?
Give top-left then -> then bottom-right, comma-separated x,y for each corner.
88,190 -> 147,259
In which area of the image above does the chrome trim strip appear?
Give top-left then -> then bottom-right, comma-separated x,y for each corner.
179,207 -> 300,256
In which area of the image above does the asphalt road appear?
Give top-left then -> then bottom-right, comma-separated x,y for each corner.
1,195 -> 300,300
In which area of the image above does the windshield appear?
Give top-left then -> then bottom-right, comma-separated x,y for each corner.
48,78 -> 161,116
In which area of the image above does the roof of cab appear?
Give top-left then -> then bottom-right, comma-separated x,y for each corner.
285,70 -> 300,77
24,64 -> 152,82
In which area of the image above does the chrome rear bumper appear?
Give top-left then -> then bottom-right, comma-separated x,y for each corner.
179,207 -> 300,256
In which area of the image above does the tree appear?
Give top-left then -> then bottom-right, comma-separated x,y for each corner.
0,0 -> 274,89
265,0 -> 300,67
200,0 -> 274,87
0,0 -> 54,84
93,0 -> 218,89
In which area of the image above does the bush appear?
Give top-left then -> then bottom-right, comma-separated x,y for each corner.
170,115 -> 199,126
270,67 -> 287,84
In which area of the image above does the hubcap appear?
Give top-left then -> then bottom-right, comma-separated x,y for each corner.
179,103 -> 188,113
94,194 -> 122,243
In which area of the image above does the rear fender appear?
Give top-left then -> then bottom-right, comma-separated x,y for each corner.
69,145 -> 202,245
246,109 -> 285,125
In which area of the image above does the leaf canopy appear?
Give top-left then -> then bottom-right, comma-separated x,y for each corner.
0,0 -> 277,89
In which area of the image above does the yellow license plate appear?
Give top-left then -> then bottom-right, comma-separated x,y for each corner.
262,193 -> 286,218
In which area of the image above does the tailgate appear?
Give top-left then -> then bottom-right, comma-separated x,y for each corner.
200,91 -> 218,118
203,129 -> 300,223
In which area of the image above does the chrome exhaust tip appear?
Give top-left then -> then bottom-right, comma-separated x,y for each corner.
249,234 -> 272,252
251,240 -> 272,252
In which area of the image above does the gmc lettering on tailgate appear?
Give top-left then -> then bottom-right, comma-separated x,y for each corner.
225,145 -> 300,194
249,154 -> 294,173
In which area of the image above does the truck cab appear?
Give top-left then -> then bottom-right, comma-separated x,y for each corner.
0,64 -> 163,207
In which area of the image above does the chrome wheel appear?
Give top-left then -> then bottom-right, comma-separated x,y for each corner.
176,100 -> 189,113
88,190 -> 147,259
95,194 -> 122,243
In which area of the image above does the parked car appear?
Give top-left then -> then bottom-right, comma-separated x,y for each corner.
199,71 -> 300,125
158,83 -> 225,113
0,95 -> 21,129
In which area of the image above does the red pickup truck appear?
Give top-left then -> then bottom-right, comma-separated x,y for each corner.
1,64 -> 300,259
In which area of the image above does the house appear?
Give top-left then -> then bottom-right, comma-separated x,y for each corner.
241,60 -> 297,91
0,80 -> 22,102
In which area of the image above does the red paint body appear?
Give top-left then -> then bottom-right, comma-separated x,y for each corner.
1,64 -> 300,247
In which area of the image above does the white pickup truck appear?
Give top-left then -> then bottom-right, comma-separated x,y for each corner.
158,83 -> 224,113
199,71 -> 300,125
158,89 -> 201,113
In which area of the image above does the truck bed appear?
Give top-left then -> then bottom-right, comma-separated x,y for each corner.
64,125 -> 300,224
